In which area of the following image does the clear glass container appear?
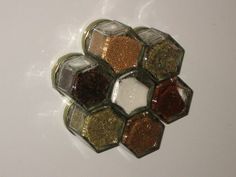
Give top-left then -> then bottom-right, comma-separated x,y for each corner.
64,103 -> 125,152
110,69 -> 154,116
52,53 -> 114,110
135,27 -> 185,81
151,77 -> 193,123
122,111 -> 165,158
83,19 -> 144,73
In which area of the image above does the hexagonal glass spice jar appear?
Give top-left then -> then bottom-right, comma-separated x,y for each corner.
134,27 -> 185,81
110,69 -> 155,117
64,103 -> 125,152
122,111 -> 165,158
51,53 -> 114,110
82,19 -> 144,73
151,77 -> 193,124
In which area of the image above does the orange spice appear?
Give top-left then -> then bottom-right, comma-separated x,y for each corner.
104,36 -> 141,72
88,32 -> 142,73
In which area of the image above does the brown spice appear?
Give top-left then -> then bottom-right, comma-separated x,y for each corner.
122,112 -> 164,158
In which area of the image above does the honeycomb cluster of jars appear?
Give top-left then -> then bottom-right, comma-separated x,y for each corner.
51,19 -> 193,158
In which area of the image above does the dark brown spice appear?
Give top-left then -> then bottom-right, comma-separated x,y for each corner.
151,78 -> 186,123
71,67 -> 112,108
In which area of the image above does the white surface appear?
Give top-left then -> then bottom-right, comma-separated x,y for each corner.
0,0 -> 236,177
112,77 -> 148,114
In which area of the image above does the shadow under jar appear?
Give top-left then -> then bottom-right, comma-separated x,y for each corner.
83,19 -> 144,73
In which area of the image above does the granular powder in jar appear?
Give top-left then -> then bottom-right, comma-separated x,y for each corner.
104,36 -> 142,72
122,112 -> 164,157
88,32 -> 142,73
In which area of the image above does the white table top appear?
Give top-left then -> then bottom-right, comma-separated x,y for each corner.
0,0 -> 235,177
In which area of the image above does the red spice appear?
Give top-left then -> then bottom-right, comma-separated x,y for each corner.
151,78 -> 185,123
